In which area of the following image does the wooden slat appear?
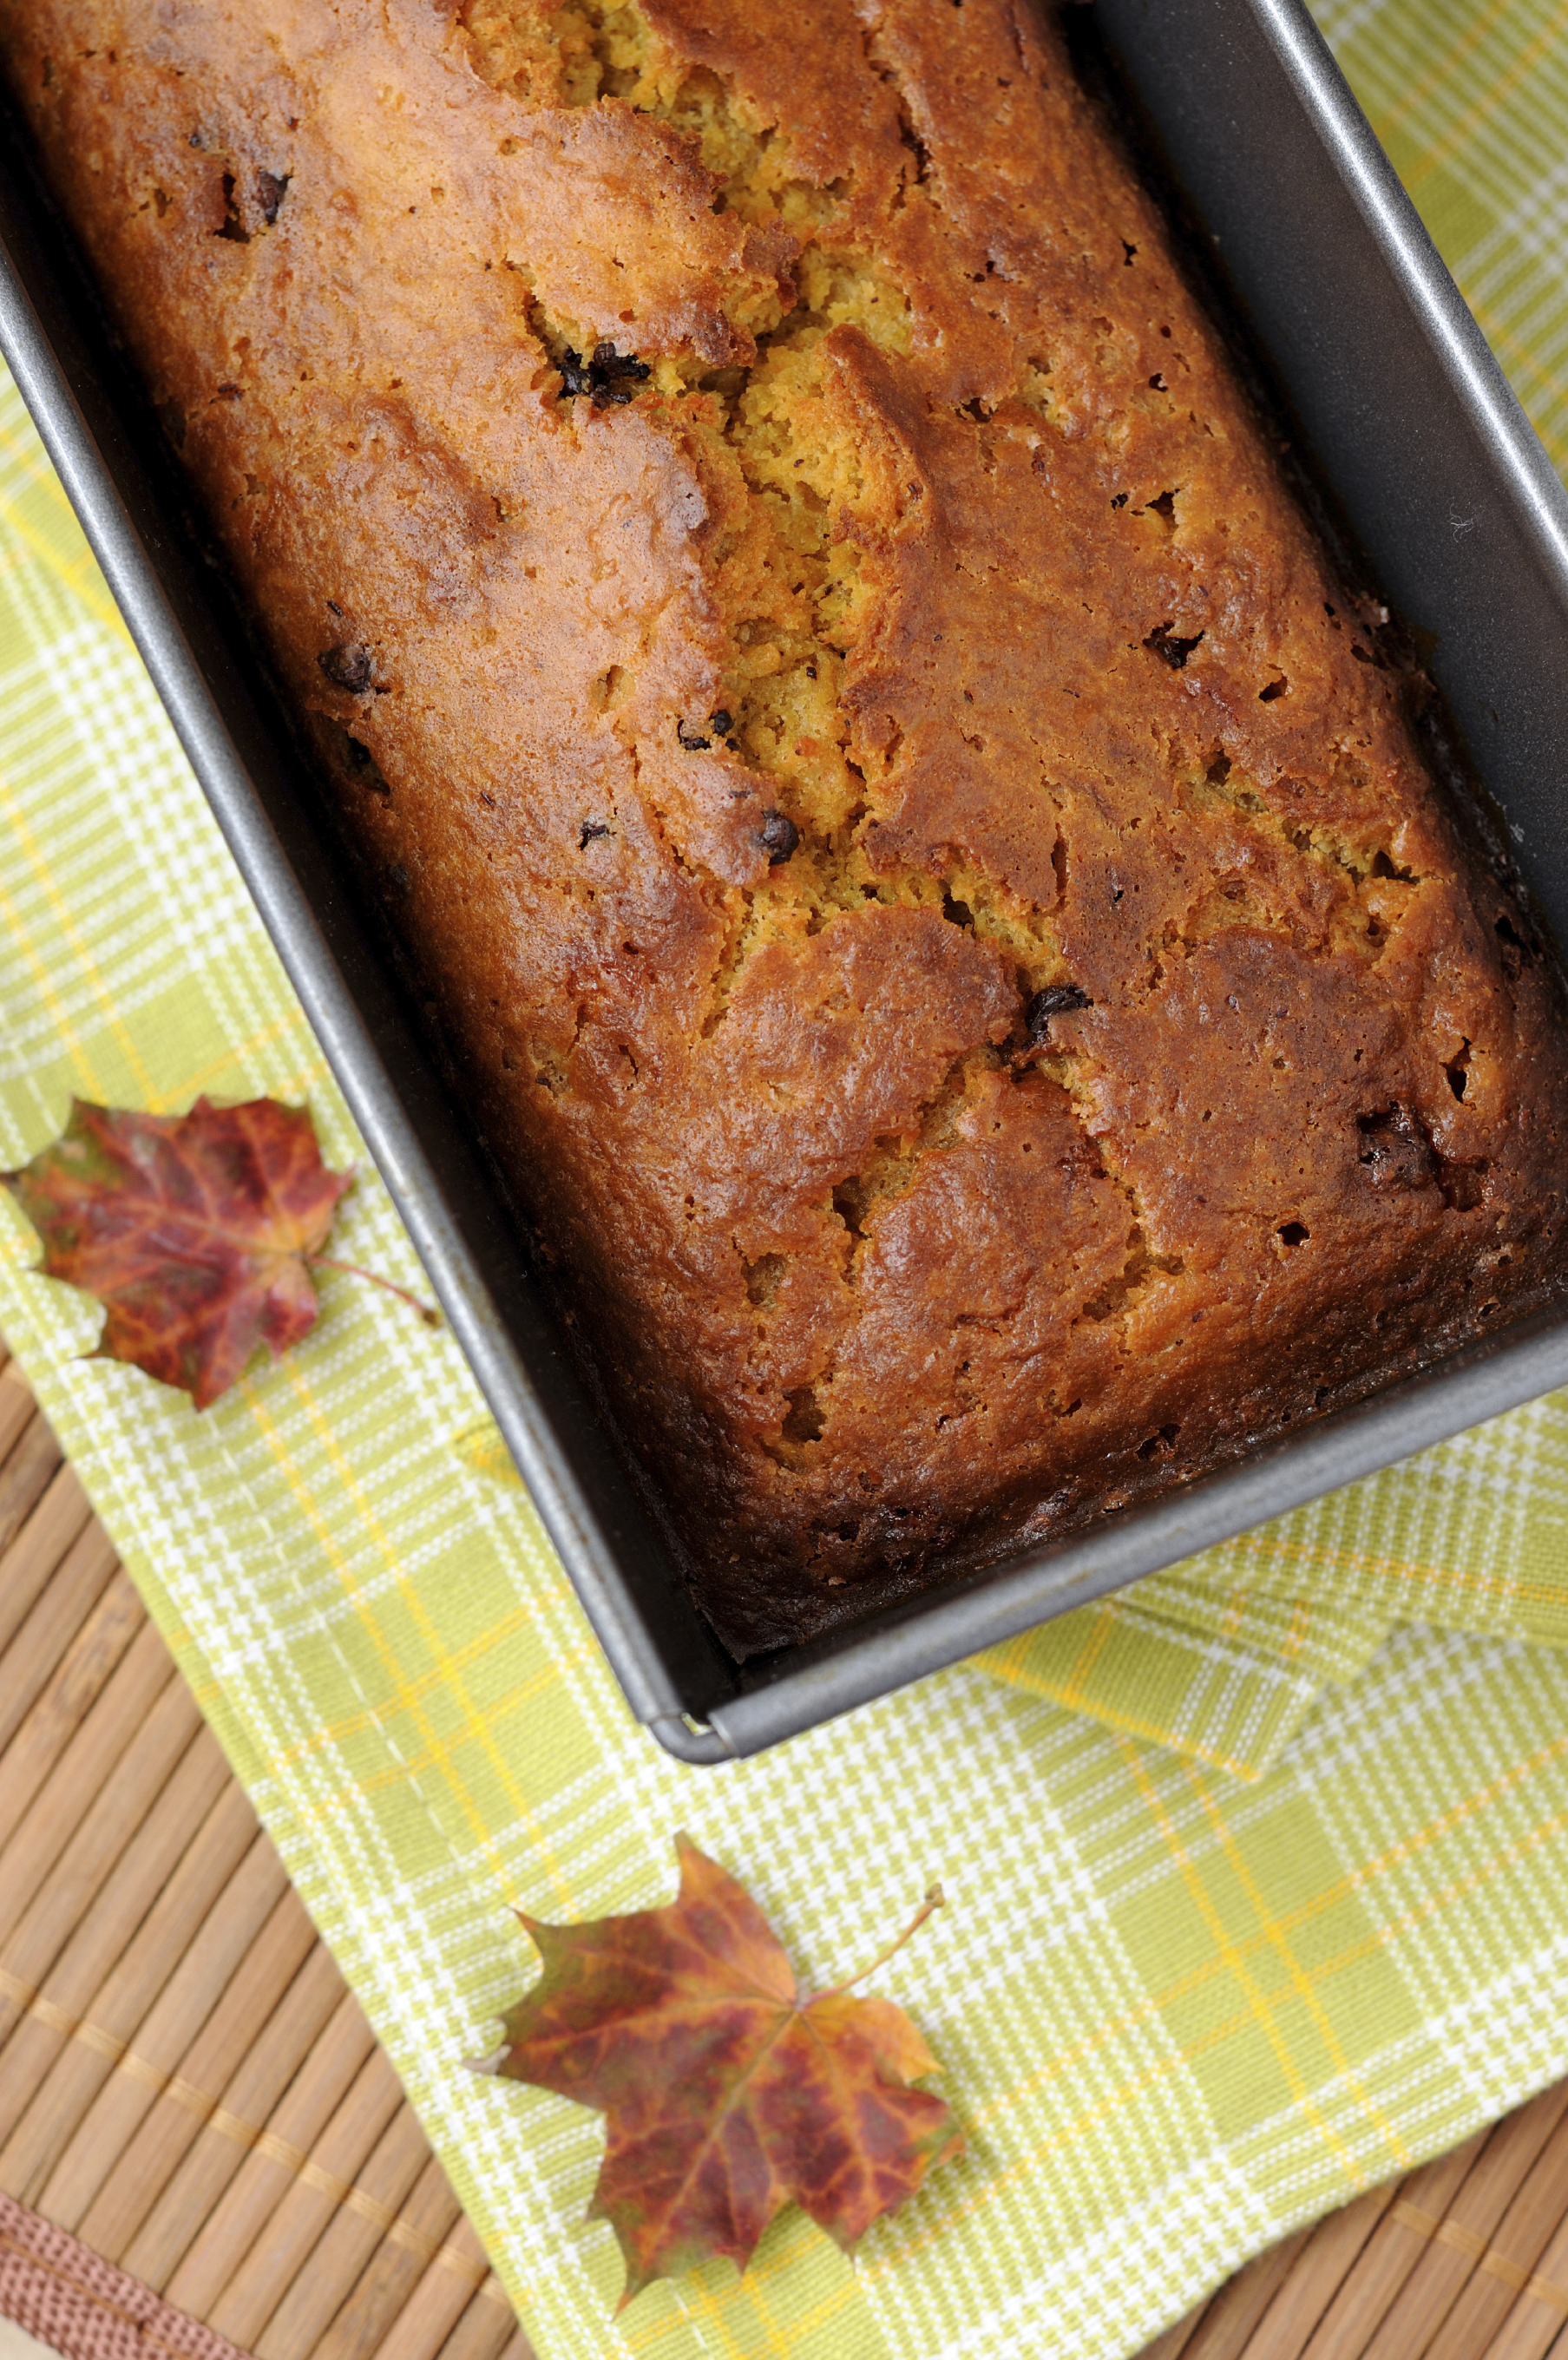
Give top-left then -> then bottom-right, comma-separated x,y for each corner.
161,1996 -> 382,2321
1287,2130 -> 1493,2358
75,1886 -> 319,2264
350,2221 -> 497,2360
253,2104 -> 440,2360
0,1408 -> 63,1559
0,1465 -> 98,1699
202,2047 -> 409,2346
1363,2084 -> 1568,2358
36,1825 -> 293,2223
431,2281 -> 522,2360
308,2156 -> 465,2360
1469,2208 -> 1568,2359
1424,2097 -> 1568,2358
1141,2316 -> 1204,2360
120,1948 -> 351,2291
0,1583 -> 158,1864
1165,2225 -> 1316,2358
0,1358 -> 38,1465
0,1727 -> 232,2144
0,1663 -> 200,2029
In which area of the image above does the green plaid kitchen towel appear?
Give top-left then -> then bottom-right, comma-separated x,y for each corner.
4,4 -> 1568,2356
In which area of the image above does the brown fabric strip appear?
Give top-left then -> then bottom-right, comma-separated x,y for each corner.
0,2192 -> 253,2360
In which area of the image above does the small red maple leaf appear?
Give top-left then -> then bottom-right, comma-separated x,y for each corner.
3,1096 -> 355,1407
488,1832 -> 962,2307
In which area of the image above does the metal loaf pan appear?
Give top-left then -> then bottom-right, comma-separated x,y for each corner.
3,0 -> 1568,1763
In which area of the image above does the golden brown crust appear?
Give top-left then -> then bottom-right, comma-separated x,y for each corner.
8,0 -> 1568,1653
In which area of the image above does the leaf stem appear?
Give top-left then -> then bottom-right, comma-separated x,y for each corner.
817,1884 -> 945,1997
307,1254 -> 442,1327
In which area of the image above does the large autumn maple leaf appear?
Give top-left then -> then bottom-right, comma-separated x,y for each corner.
492,1832 -> 962,2305
3,1096 -> 353,1407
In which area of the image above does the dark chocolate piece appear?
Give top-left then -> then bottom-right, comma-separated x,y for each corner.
558,341 -> 652,408
758,809 -> 798,863
1144,622 -> 1204,669
319,643 -> 373,692
1025,983 -> 1092,1043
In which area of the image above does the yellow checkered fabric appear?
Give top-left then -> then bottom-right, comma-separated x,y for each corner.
3,6 -> 1568,2355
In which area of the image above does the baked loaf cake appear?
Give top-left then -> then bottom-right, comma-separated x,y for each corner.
8,0 -> 1568,1655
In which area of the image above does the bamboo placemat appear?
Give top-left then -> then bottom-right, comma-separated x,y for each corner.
0,1350 -> 532,2360
5,1337 -> 1568,2360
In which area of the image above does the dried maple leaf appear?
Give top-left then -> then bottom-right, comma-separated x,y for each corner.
2,1095 -> 362,1407
488,1832 -> 962,2306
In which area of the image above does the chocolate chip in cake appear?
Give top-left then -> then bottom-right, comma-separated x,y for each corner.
676,718 -> 712,751
589,377 -> 643,410
319,643 -> 373,692
1025,983 -> 1092,1043
579,820 -> 611,847
1145,622 -> 1204,669
594,344 -> 652,393
709,709 -> 733,737
558,341 -> 652,409
758,810 -> 798,864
